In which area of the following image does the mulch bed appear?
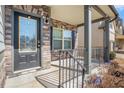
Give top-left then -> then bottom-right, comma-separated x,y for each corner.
85,59 -> 124,88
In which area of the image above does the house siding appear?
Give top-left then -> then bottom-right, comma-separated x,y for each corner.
0,5 -> 6,88
5,5 -> 51,76
77,22 -> 104,49
109,22 -> 116,51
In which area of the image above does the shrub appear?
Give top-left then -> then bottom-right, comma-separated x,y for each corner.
109,51 -> 116,60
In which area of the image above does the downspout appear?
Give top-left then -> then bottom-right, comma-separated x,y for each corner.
108,5 -> 118,22
109,15 -> 118,22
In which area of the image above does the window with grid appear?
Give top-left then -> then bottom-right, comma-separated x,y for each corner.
64,30 -> 72,49
52,27 -> 72,50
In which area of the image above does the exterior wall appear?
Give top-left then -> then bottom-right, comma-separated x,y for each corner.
117,40 -> 124,49
116,38 -> 124,50
109,22 -> 116,51
51,19 -> 77,61
51,19 -> 78,49
5,5 -> 51,76
116,18 -> 123,35
0,5 -> 6,87
77,22 -> 104,49
78,21 -> 116,51
115,18 -> 124,50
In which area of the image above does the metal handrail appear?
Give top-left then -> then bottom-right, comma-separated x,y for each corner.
58,50 -> 86,88
67,50 -> 86,71
51,48 -> 104,88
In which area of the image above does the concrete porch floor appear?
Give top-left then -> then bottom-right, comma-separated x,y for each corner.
5,66 -> 59,88
4,59 -> 103,88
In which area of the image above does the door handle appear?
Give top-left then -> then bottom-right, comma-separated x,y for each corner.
37,41 -> 41,48
38,44 -> 41,48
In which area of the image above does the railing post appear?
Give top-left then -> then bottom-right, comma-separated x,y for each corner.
82,69 -> 85,88
58,50 -> 61,88
58,49 -> 86,88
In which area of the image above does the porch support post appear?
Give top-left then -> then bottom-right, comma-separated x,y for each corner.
103,20 -> 110,63
84,5 -> 92,74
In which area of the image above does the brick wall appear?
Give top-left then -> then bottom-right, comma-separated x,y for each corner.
5,5 -> 51,76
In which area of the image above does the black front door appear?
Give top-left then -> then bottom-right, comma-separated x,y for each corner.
14,12 -> 41,71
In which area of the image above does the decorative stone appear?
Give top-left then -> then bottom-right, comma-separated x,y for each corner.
23,5 -> 27,12
18,5 -> 23,10
32,8 -> 38,14
27,5 -> 32,13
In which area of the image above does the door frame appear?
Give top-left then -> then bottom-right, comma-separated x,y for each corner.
12,9 -> 43,72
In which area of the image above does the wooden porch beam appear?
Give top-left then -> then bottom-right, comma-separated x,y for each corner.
92,5 -> 107,17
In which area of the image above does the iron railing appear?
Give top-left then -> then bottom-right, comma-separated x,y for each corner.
91,48 -> 104,66
52,48 -> 104,66
51,48 -> 104,88
58,50 -> 86,88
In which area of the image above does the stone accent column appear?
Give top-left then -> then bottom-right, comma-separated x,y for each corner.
4,6 -> 13,75
41,23 -> 51,69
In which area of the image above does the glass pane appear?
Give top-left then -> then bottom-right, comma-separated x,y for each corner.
53,40 -> 62,49
64,40 -> 71,49
53,28 -> 62,39
64,30 -> 72,39
19,16 -> 37,52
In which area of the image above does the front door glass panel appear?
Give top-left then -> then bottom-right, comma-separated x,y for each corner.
19,16 -> 37,52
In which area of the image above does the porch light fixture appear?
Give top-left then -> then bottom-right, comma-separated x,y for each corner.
98,21 -> 105,29
28,16 -> 31,19
27,16 -> 31,24
43,15 -> 49,24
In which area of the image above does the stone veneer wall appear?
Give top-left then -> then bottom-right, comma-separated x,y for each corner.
51,19 -> 77,31
5,5 -> 51,76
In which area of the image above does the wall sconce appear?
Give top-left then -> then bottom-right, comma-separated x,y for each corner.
43,15 -> 49,24
27,16 -> 31,25
98,21 -> 105,29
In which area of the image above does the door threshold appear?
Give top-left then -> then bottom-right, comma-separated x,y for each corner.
14,66 -> 41,74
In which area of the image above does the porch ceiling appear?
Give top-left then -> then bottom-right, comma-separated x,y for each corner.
49,5 -> 117,26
